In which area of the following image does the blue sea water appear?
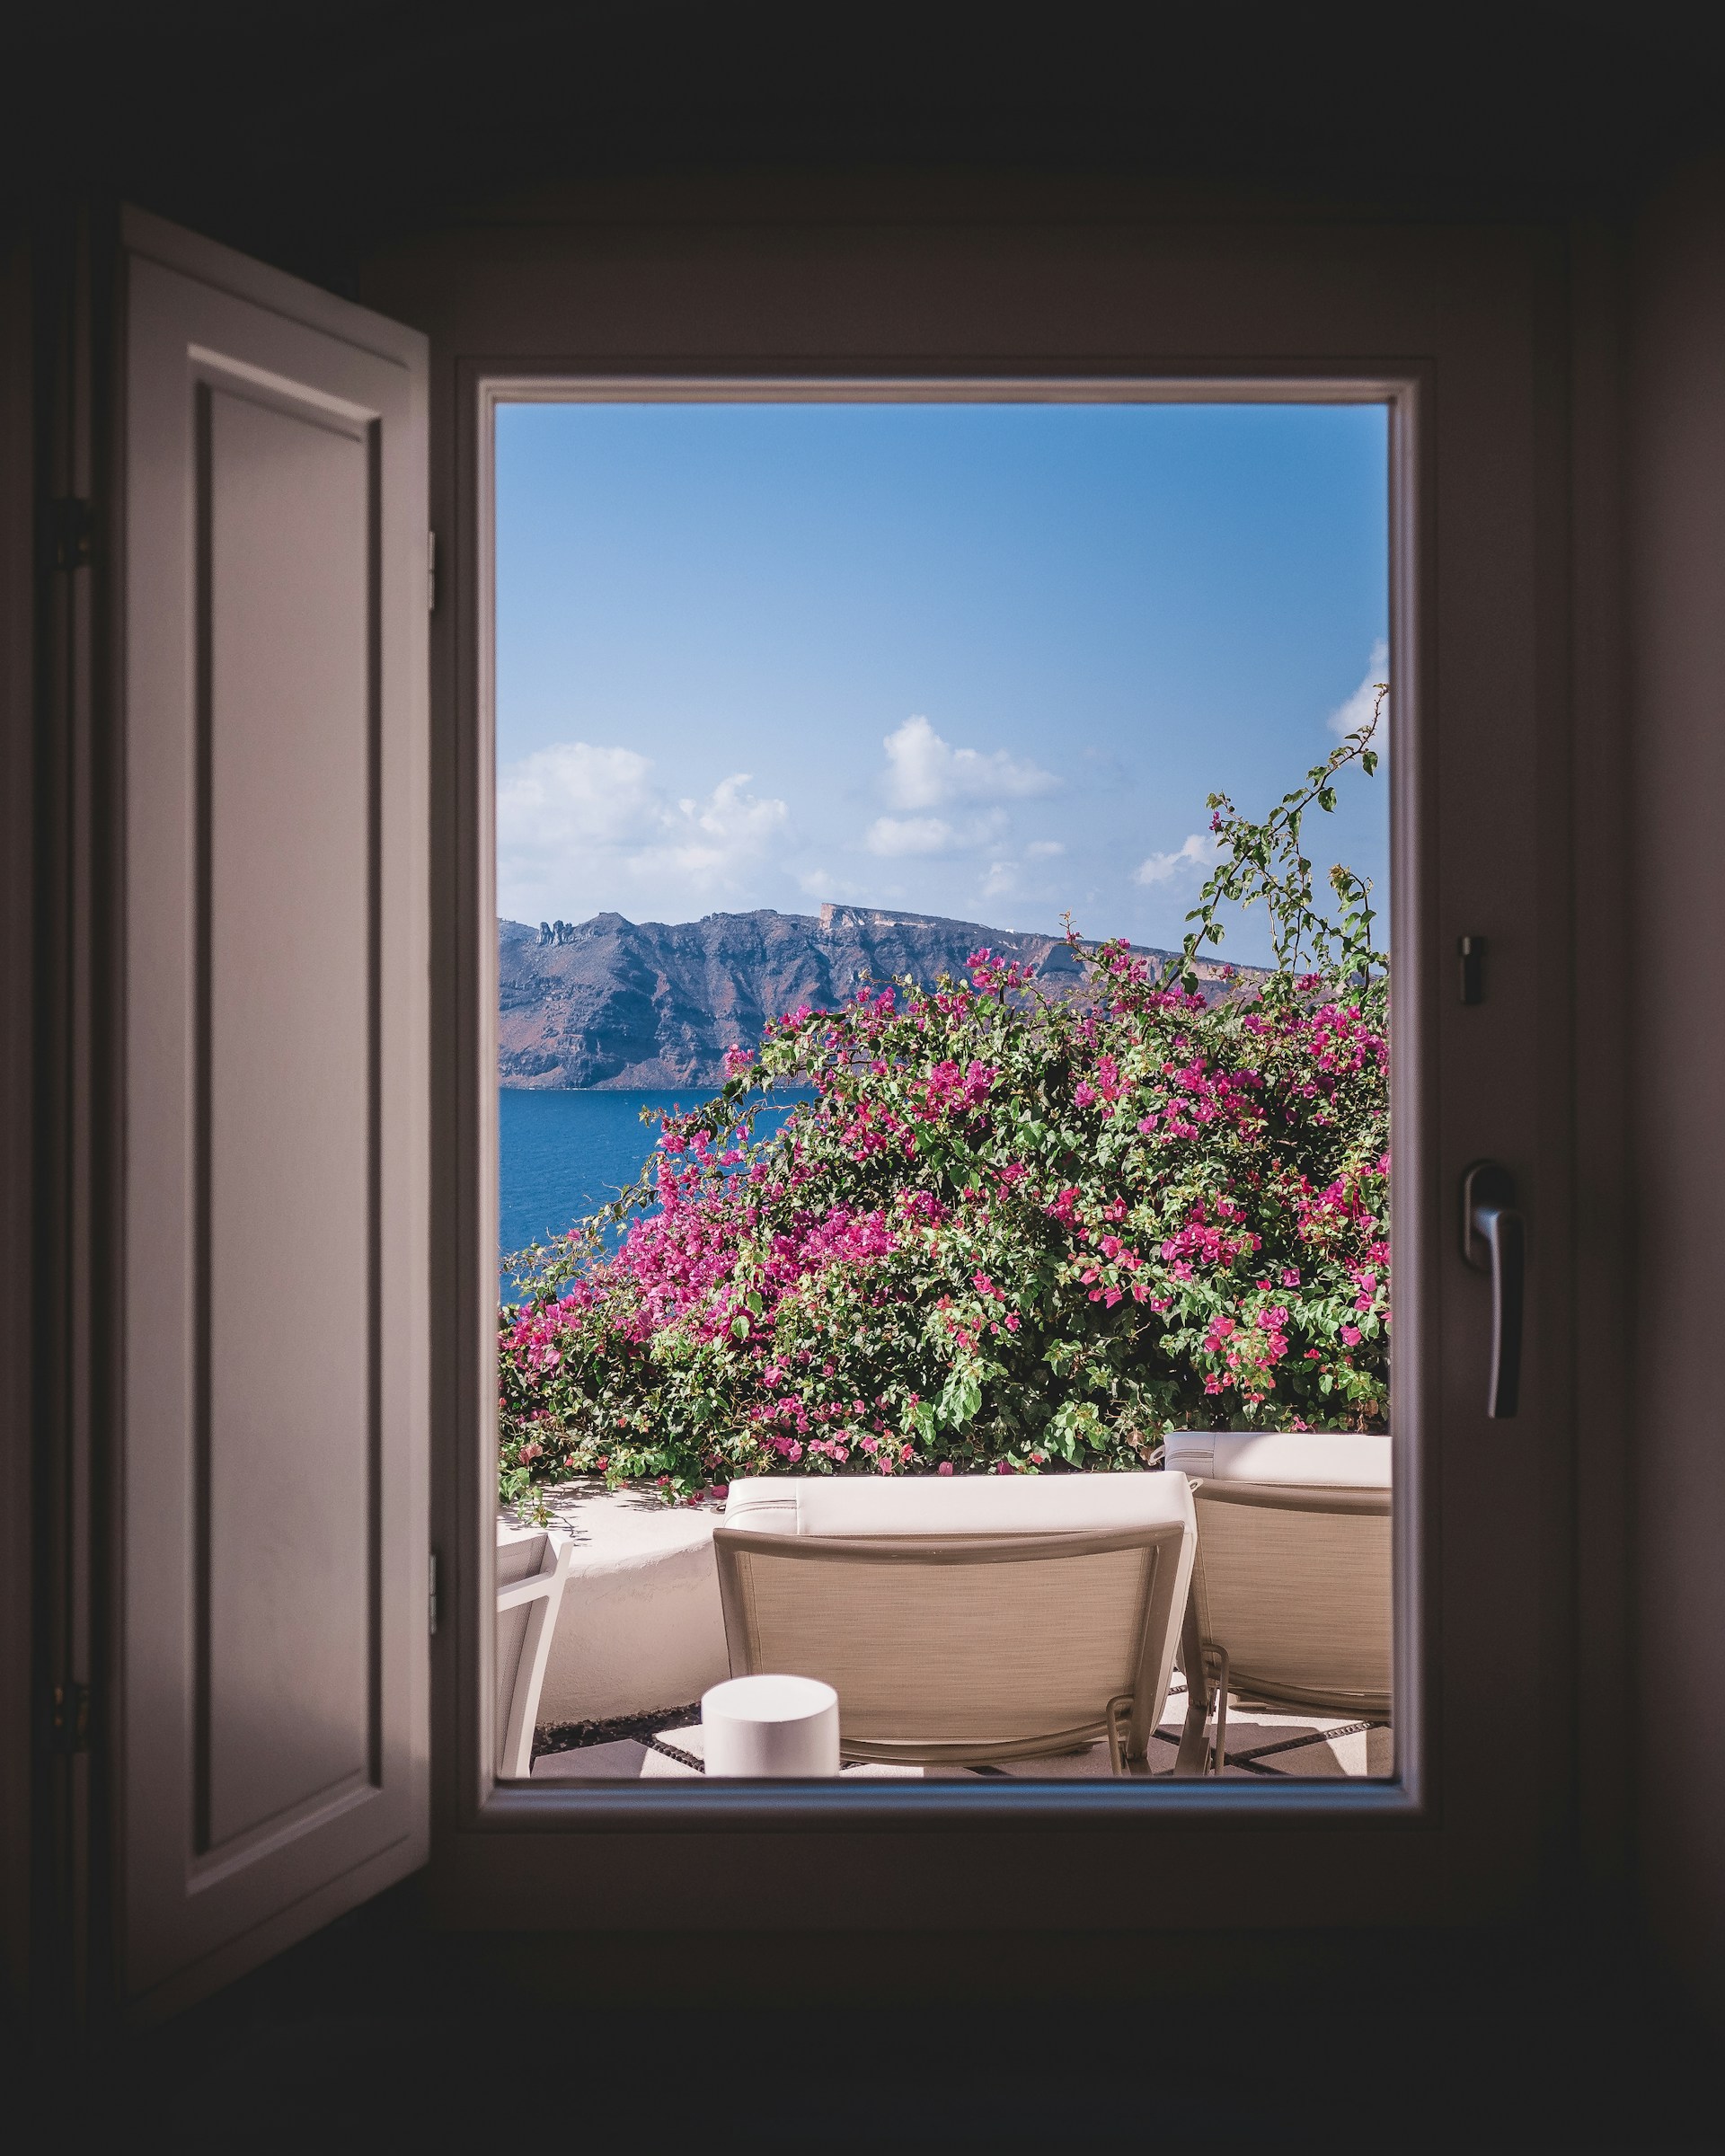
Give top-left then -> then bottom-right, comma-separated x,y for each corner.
498,1087 -> 806,1303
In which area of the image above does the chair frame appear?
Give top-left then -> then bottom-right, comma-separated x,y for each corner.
1173,1478 -> 1393,1778
495,1532 -> 573,1780
713,1521 -> 1190,1774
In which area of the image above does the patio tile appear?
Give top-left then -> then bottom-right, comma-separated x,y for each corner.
532,1737 -> 656,1778
530,1736 -> 702,1778
988,1742 -> 1112,1778
983,1734 -> 1185,1778
1239,1723 -> 1393,1777
640,1745 -> 703,1776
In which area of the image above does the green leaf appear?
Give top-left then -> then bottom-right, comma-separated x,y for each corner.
938,1366 -> 983,1427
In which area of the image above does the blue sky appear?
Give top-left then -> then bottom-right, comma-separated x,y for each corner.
494,400 -> 1388,967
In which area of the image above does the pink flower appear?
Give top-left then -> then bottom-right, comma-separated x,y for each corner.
937,1461 -> 954,1477
1341,1324 -> 1362,1346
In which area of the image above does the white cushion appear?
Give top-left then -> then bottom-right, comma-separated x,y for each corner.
1162,1429 -> 1391,1488
723,1470 -> 1193,1538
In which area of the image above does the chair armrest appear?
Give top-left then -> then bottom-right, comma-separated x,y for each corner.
498,1563 -> 563,1612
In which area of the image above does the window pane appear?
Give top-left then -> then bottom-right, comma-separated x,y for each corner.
493,398 -> 1391,1788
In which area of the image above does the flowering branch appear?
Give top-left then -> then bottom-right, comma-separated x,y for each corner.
1179,685 -> 1386,999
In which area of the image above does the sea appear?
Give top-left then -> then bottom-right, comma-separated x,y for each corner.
498,1086 -> 807,1303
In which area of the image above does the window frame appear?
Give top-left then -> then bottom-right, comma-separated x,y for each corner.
376,204 -> 1577,1934
459,364 -> 1429,1834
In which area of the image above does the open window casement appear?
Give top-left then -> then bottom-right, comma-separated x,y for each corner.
115,208 -> 429,2017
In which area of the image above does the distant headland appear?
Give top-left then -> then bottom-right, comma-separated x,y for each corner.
498,906 -> 1255,1091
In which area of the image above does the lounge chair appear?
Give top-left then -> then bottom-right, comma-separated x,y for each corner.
714,1472 -> 1197,1774
495,1523 -> 573,1780
1161,1431 -> 1392,1774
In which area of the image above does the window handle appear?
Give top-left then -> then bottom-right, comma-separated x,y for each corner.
1462,1162 -> 1524,1418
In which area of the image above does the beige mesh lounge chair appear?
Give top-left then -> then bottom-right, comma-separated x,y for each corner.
1162,1431 -> 1392,1775
715,1472 -> 1197,1774
495,1523 -> 573,1780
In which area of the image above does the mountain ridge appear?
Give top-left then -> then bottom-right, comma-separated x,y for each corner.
498,905 -> 1254,1091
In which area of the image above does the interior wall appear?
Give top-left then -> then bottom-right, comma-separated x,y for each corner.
1,236 -> 34,2011
1627,152 -> 1725,2023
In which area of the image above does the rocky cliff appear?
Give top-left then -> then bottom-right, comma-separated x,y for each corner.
498,906 -> 1253,1090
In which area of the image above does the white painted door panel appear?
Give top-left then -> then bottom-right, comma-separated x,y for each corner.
119,208 -> 428,2015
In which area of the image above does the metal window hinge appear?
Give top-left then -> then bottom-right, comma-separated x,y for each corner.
44,496 -> 93,572
429,1551 -> 439,1636
427,530 -> 438,613
49,1682 -> 91,1754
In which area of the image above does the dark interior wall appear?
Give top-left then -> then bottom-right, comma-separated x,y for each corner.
1626,153 -> 1725,2024
1,241 -> 33,2015
7,1 -> 1725,2039
9,3 -> 1725,284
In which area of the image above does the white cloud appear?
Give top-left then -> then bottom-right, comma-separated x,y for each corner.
882,715 -> 1058,811
636,773 -> 788,885
1133,832 -> 1215,887
797,867 -> 869,901
497,741 -> 664,849
979,838 -> 1070,899
864,815 -> 959,857
1329,640 -> 1390,738
496,739 -> 789,921
862,808 -> 1007,858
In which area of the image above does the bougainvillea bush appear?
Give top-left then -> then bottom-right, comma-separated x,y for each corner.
498,706 -> 1388,1507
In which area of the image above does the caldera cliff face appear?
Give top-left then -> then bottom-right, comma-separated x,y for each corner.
497,905 -> 1250,1090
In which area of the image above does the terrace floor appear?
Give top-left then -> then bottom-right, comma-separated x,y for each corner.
531,1678 -> 1393,1780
